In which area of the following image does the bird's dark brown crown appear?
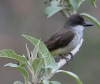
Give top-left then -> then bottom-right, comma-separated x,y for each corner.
64,14 -> 85,27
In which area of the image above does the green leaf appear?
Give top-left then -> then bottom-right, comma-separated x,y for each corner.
44,6 -> 66,18
22,35 -> 54,66
17,67 -> 29,84
50,81 -> 61,84
5,63 -> 29,84
69,0 -> 84,10
32,58 -> 44,77
17,62 -> 26,67
0,49 -> 28,65
56,70 -> 83,84
5,63 -> 18,67
64,0 -> 70,2
43,62 -> 58,69
26,44 -> 30,61
51,0 -> 60,6
90,0 -> 97,8
32,40 -> 40,59
42,80 -> 49,84
13,81 -> 23,84
80,13 -> 100,28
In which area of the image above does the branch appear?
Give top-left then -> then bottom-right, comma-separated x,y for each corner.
60,10 -> 69,19
52,39 -> 83,73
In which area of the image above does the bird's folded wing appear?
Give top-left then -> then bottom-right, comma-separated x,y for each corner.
44,30 -> 75,51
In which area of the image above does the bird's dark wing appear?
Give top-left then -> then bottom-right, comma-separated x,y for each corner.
44,29 -> 75,51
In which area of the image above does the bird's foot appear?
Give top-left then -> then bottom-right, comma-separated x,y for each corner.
68,52 -> 74,61
59,54 -> 69,64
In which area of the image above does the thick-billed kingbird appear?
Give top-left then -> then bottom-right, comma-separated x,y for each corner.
44,14 -> 93,59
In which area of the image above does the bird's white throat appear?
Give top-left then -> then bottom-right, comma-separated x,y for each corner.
72,25 -> 84,34
68,25 -> 84,51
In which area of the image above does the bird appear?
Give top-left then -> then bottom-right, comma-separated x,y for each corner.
44,14 -> 93,60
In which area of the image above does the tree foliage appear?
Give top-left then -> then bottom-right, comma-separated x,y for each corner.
0,0 -> 99,84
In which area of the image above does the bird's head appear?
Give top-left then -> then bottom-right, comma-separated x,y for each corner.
65,14 -> 93,27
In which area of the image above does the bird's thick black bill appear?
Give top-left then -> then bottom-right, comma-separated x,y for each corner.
83,22 -> 93,27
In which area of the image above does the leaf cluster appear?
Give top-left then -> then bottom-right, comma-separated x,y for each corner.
0,35 -> 82,84
0,0 -> 99,84
44,0 -> 100,29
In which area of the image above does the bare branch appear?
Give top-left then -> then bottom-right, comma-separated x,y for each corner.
60,10 -> 69,19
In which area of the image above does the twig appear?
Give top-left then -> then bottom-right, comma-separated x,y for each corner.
60,10 -> 69,19
52,39 -> 83,73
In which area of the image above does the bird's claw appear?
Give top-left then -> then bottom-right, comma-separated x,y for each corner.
68,52 -> 74,61
59,54 -> 69,64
